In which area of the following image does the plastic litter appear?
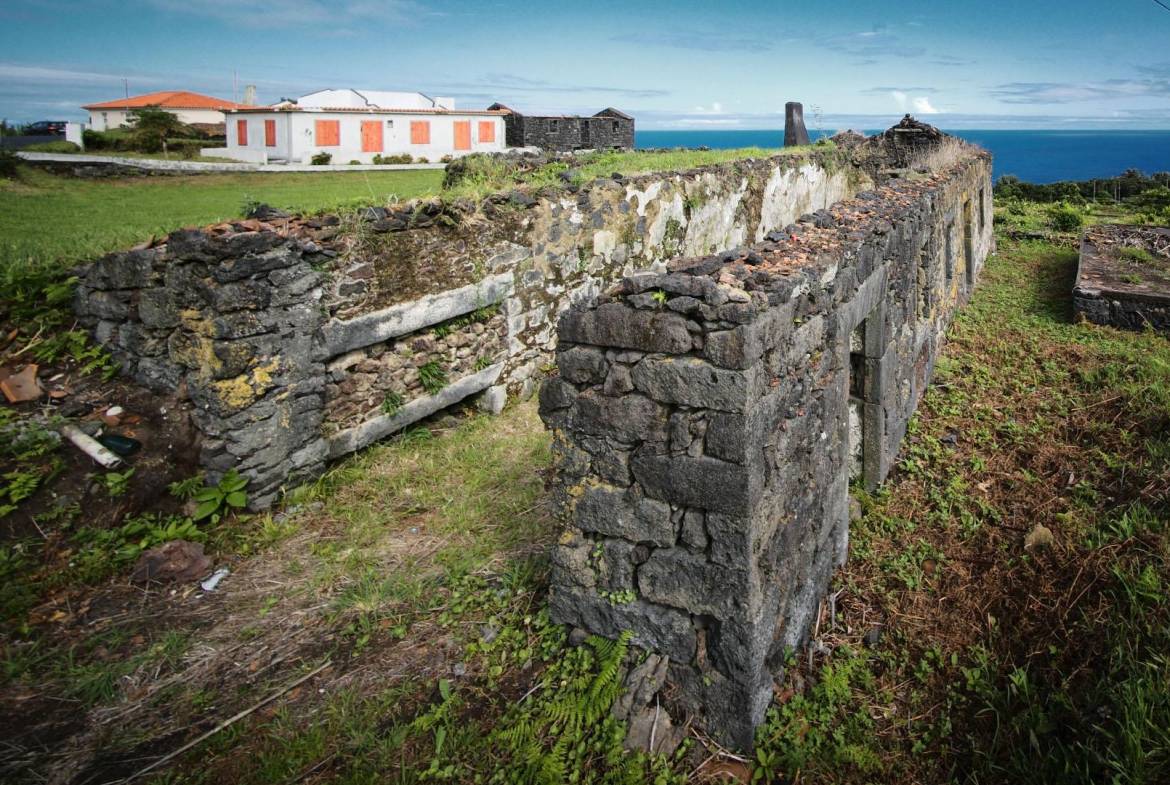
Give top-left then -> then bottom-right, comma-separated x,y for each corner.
201,567 -> 230,592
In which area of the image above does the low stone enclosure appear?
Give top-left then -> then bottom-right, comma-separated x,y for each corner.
74,118 -> 991,746
540,140 -> 993,748
1074,224 -> 1170,335
76,138 -> 877,508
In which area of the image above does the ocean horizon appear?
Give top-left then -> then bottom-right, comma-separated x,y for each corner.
634,129 -> 1170,184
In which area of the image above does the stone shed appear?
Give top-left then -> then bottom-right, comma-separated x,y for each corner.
488,104 -> 635,151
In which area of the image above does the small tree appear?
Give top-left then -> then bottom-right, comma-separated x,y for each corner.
128,106 -> 187,155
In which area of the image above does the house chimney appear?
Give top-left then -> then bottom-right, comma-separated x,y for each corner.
243,85 -> 257,106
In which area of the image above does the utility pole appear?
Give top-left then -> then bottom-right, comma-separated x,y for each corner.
233,70 -> 238,104
123,78 -> 129,99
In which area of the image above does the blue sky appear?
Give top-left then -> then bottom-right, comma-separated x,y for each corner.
2,0 -> 1169,128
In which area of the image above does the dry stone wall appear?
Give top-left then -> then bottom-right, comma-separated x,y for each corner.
539,151 -> 994,750
76,147 -> 865,508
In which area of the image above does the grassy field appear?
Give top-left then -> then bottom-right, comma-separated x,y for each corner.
0,165 -> 443,272
1,155 -> 1169,781
0,197 -> 1166,783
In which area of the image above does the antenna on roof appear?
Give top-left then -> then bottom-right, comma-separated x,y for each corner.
123,78 -> 128,100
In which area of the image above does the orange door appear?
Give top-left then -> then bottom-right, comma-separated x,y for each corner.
453,121 -> 471,151
236,119 -> 248,145
361,120 -> 383,152
264,119 -> 276,147
478,120 -> 495,144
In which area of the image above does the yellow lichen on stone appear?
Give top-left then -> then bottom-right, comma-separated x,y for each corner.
212,374 -> 258,411
171,309 -> 222,377
210,358 -> 281,412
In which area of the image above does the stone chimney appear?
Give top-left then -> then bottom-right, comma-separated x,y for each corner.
784,102 -> 810,147
243,85 -> 257,106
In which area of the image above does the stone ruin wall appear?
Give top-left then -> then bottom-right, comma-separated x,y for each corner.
75,148 -> 865,508
1073,225 -> 1170,336
538,152 -> 994,749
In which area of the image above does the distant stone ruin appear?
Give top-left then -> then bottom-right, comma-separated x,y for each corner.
539,124 -> 993,749
1074,224 -> 1170,335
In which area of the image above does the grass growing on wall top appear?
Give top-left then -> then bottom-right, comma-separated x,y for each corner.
444,143 -> 831,199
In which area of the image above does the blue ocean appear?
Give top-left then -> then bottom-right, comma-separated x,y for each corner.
635,129 -> 1170,184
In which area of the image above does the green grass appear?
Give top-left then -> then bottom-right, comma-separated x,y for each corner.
749,233 -> 1170,784
444,143 -> 828,199
0,164 -> 442,274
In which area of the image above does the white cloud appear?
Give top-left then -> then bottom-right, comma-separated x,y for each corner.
0,64 -> 164,86
889,90 -> 940,114
692,102 -> 725,115
145,0 -> 432,30
913,96 -> 940,114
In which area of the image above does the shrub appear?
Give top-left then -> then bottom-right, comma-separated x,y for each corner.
1048,204 -> 1084,232
21,140 -> 81,153
349,159 -> 361,165
310,151 -> 332,165
416,157 -> 429,164
0,149 -> 17,179
373,153 -> 412,165
82,128 -> 132,151
440,154 -> 454,163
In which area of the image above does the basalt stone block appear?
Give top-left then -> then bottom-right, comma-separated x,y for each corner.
559,345 -> 608,384
550,533 -> 597,590
620,272 -> 718,300
638,549 -> 759,620
549,586 -> 696,664
167,229 -> 220,262
632,452 -> 762,515
138,288 -> 180,329
212,279 -> 273,312
559,303 -> 692,354
212,311 -> 274,340
538,379 -> 578,428
82,290 -> 131,321
572,391 -> 668,444
574,484 -> 674,546
631,356 -> 764,413
578,435 -> 632,486
85,250 -> 158,291
213,248 -> 298,283
599,539 -> 638,591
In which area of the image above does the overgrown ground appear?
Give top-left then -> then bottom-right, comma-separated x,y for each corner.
1,173 -> 1169,783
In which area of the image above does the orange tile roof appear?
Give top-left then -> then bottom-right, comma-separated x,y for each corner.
83,91 -> 251,111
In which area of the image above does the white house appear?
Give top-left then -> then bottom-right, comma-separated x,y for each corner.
83,90 -> 249,131
219,89 -> 508,164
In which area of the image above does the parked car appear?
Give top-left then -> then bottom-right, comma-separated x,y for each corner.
25,120 -> 66,136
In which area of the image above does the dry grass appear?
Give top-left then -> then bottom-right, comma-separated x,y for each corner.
913,137 -> 976,173
0,403 -> 554,783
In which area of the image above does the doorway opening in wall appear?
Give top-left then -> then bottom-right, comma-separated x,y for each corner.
944,220 -> 956,289
962,200 -> 974,287
848,320 -> 868,482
